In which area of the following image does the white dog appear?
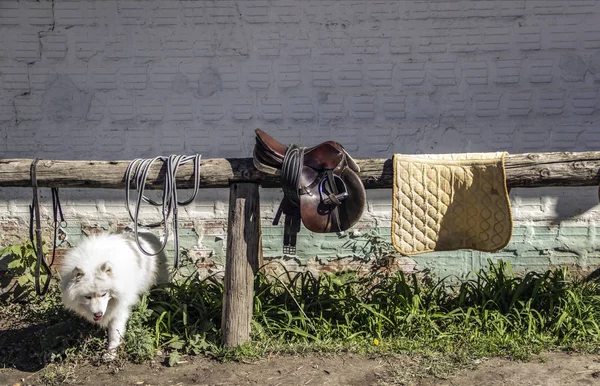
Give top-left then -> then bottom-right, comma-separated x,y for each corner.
60,231 -> 169,356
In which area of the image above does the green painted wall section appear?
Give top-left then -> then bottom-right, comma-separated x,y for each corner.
223,225 -> 600,277
32,222 -> 600,278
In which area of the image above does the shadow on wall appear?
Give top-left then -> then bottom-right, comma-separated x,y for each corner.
364,186 -> 600,229
512,187 -> 600,224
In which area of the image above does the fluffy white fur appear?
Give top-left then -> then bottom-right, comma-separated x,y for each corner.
60,231 -> 169,354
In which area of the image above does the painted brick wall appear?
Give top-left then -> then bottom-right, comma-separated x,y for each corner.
1,1 -> 600,277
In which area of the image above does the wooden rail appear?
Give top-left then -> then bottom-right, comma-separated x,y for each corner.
1,151 -> 599,348
2,151 -> 600,189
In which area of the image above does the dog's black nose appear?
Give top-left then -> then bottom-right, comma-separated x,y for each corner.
94,312 -> 103,318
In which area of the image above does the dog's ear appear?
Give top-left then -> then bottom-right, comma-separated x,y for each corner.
99,262 -> 113,276
72,267 -> 85,282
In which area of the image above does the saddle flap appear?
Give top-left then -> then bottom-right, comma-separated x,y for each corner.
299,167 -> 366,233
342,150 -> 360,173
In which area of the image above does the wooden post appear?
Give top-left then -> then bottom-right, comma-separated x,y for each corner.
221,182 -> 262,348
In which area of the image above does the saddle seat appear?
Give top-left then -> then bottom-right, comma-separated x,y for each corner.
254,130 -> 361,174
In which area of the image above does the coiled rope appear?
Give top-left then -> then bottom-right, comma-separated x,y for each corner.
279,144 -> 305,208
124,154 -> 201,268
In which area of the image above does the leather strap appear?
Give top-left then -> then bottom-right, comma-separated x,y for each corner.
324,169 -> 342,232
50,187 -> 65,268
29,159 -> 52,297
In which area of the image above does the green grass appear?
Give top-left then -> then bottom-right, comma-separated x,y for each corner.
148,257 -> 599,372
0,240 -> 599,380
127,258 -> 598,361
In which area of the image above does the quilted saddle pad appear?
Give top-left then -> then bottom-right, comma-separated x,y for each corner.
392,152 -> 513,255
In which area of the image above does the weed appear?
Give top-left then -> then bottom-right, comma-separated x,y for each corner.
146,272 -> 222,356
39,363 -> 78,386
0,241 -> 49,302
123,295 -> 155,363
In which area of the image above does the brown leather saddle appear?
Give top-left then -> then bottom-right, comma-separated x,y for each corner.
253,129 -> 366,254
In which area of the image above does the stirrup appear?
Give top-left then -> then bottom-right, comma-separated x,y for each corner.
320,174 -> 349,205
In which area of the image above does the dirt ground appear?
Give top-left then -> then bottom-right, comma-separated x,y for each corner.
1,351 -> 599,386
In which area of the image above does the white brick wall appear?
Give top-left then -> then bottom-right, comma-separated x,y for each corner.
1,0 -> 600,241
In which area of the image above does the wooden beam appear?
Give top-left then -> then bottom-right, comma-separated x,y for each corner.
1,151 -> 599,189
221,182 -> 262,348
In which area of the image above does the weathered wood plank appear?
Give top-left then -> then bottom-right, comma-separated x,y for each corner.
0,158 -> 259,189
1,152 -> 599,189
